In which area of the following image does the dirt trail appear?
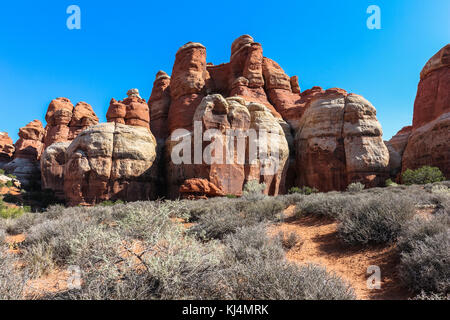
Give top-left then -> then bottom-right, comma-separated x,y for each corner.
270,206 -> 412,300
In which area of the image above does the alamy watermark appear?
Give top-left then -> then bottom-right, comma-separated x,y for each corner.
66,5 -> 81,30
170,121 -> 282,176
367,5 -> 381,29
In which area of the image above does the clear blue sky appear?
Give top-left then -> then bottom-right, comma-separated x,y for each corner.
0,0 -> 449,141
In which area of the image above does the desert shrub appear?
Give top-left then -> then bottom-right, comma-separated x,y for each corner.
0,250 -> 28,300
226,194 -> 237,199
6,174 -> 16,179
0,169 -> 4,175
0,199 -> 26,219
5,181 -> 13,188
222,261 -> 355,300
189,198 -> 285,239
402,166 -> 445,185
99,199 -> 125,207
397,212 -> 450,295
242,180 -> 266,201
346,182 -> 365,192
296,193 -> 358,219
385,178 -> 398,187
277,193 -> 306,206
337,194 -> 415,244
279,231 -> 302,250
288,186 -> 318,195
223,224 -> 285,262
412,291 -> 450,300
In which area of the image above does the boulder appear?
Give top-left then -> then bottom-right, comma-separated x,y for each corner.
64,123 -> 157,206
179,178 -> 225,199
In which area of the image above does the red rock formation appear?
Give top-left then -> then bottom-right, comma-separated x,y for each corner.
14,120 -> 45,160
295,89 -> 389,191
0,132 -> 15,167
107,89 -> 150,129
148,71 -> 171,141
44,98 -> 98,149
166,94 -> 289,198
179,178 -> 225,199
402,45 -> 450,178
64,123 -> 157,206
68,102 -> 99,140
4,120 -> 45,187
168,42 -> 210,134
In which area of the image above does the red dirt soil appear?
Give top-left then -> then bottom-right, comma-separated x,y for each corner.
269,206 -> 412,300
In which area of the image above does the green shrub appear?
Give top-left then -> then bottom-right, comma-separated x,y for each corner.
5,181 -> 13,188
6,174 -> 16,179
346,182 -> 365,192
337,194 -> 415,244
402,166 -> 445,185
0,169 -> 4,175
242,180 -> 266,201
397,212 -> 449,295
226,194 -> 237,199
385,178 -> 398,187
288,186 -> 318,195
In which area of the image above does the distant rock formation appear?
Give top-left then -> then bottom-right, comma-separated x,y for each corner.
4,120 -> 45,187
107,89 -> 149,129
0,132 -> 15,168
43,98 -> 99,149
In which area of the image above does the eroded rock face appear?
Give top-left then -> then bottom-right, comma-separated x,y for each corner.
107,90 -> 149,129
40,142 -> 71,198
295,89 -> 389,191
166,94 -> 289,198
64,123 -> 157,206
4,120 -> 45,187
402,45 -> 450,178
44,98 -> 99,149
0,132 -> 15,167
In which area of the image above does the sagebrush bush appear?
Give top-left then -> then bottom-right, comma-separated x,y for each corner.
346,182 -> 365,192
397,212 -> 450,295
0,250 -> 28,300
242,180 -> 266,201
296,192 -> 358,219
402,166 -> 445,185
189,198 -> 285,239
337,194 -> 415,244
222,261 -> 355,300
